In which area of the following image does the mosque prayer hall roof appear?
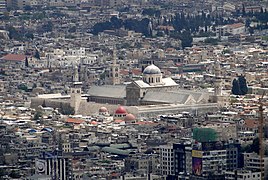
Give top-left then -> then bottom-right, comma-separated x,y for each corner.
89,85 -> 126,98
142,91 -> 192,104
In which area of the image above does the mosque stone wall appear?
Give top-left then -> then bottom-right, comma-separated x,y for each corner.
77,101 -> 139,116
31,98 -> 70,109
138,103 -> 219,118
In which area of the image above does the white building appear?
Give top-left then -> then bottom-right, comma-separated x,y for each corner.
159,145 -> 174,176
244,153 -> 268,179
216,23 -> 245,37
225,170 -> 261,180
35,153 -> 71,180
0,0 -> 6,12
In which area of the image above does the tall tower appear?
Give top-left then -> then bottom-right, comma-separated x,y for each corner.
211,60 -> 228,107
214,60 -> 222,96
106,47 -> 120,85
73,65 -> 79,82
70,66 -> 82,114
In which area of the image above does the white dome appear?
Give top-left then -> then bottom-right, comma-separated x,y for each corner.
143,64 -> 161,74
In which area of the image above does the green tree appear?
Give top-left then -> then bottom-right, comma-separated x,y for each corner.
68,26 -> 76,33
0,168 -> 7,177
204,38 -> 219,45
110,16 -> 123,29
9,170 -> 21,178
7,26 -> 21,40
251,138 -> 260,154
34,50 -> 40,59
238,76 -> 248,95
25,57 -> 29,67
42,100 -> 46,107
42,21 -> 53,32
25,32 -> 34,40
33,111 -> 42,120
231,79 -> 241,95
18,84 -> 29,92
170,30 -> 193,49
24,5 -> 33,11
142,8 -> 161,17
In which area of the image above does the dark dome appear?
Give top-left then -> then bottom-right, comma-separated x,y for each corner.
143,64 -> 161,74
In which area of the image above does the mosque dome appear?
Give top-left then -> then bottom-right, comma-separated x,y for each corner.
143,64 -> 161,74
124,114 -> 136,121
99,107 -> 108,113
115,106 -> 127,114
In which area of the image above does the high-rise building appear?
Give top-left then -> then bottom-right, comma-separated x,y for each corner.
35,151 -> 72,180
225,170 -> 261,180
173,142 -> 192,176
0,0 -> 7,12
159,145 -> 174,176
243,152 -> 268,179
225,140 -> 243,171
191,141 -> 226,179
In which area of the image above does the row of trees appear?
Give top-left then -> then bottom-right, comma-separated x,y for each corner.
238,7 -> 268,31
92,16 -> 194,48
6,20 -> 54,41
91,16 -> 150,37
170,12 -> 235,33
142,8 -> 161,17
91,9 -> 242,48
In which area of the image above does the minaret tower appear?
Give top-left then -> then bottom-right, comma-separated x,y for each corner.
73,65 -> 79,82
70,65 -> 82,114
214,60 -> 222,96
211,60 -> 228,107
111,47 -> 120,85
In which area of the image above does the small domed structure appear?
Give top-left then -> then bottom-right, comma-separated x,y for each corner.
124,114 -> 136,121
143,64 -> 161,74
124,114 -> 136,124
99,106 -> 108,116
115,106 -> 127,114
143,64 -> 163,85
91,121 -> 98,125
114,106 -> 127,119
99,107 -> 108,113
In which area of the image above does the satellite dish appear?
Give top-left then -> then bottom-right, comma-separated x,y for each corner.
239,120 -> 245,125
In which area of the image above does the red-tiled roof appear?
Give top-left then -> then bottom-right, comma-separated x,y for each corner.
132,68 -> 142,75
120,69 -> 142,76
244,119 -> 259,128
227,23 -> 244,29
66,118 -> 85,124
1,54 -> 26,61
